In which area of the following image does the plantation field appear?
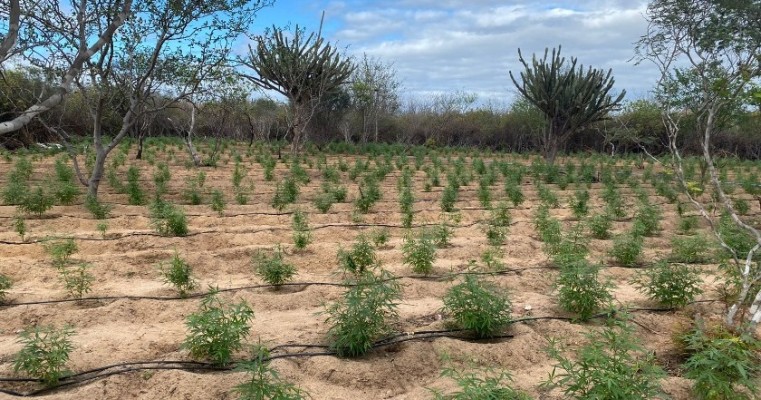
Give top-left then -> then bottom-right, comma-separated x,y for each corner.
0,141 -> 759,399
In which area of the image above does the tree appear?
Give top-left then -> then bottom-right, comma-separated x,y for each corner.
242,21 -> 354,154
636,0 -> 761,328
45,0 -> 271,198
0,0 -> 132,136
509,46 -> 626,164
348,53 -> 401,143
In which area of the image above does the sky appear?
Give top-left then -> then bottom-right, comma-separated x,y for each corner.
246,0 -> 657,108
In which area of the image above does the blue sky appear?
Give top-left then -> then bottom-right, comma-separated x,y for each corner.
246,0 -> 656,108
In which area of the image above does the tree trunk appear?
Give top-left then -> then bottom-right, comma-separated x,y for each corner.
86,148 -> 108,198
136,132 -> 144,159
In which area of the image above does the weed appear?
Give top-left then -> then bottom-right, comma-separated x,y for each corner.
210,189 -> 225,216
370,228 -> 390,248
45,238 -> 78,269
441,182 -> 458,212
233,346 -> 307,400
631,261 -> 702,308
337,234 -> 378,276
504,181 -> 525,207
291,209 -> 311,250
313,192 -> 335,213
324,270 -> 401,357
587,213 -> 612,240
183,290 -> 254,366
84,194 -> 111,219
403,230 -> 436,275
480,246 -> 506,270
13,325 -> 74,386
610,233 -> 643,267
555,261 -> 613,321
253,246 -> 297,287
183,173 -> 205,205
13,215 -> 26,241
543,316 -> 665,398
0,273 -> 12,304
125,165 -> 146,205
632,203 -> 662,237
153,162 -> 171,199
2,157 -> 32,205
678,215 -> 699,234
59,262 -> 94,299
733,197 -> 750,215
680,322 -> 760,400
18,186 -> 54,217
149,199 -> 189,236
671,235 -> 712,264
443,275 -> 512,338
570,189 -> 590,219
96,222 -> 108,239
51,158 -> 80,205
158,251 -> 197,297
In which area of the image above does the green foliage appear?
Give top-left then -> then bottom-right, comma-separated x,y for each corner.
670,235 -> 712,264
324,270 -> 402,357
480,246 -> 506,271
45,238 -> 78,269
312,192 -> 334,213
678,215 -> 699,234
536,183 -> 559,208
555,261 -> 613,321
610,233 -> 643,267
571,189 -> 590,219
504,181 -> 525,207
84,194 -> 111,219
210,189 -> 225,216
477,177 -> 492,208
354,174 -> 381,213
96,222 -> 108,239
403,230 -> 437,275
183,291 -> 254,366
233,346 -> 307,400
733,197 -> 750,215
432,361 -> 531,400
153,162 -> 172,198
551,225 -> 589,269
149,200 -> 189,237
543,317 -> 665,399
632,202 -> 661,237
443,275 -> 512,338
534,205 -> 562,248
3,157 -> 32,205
253,246 -> 297,287
183,172 -> 206,205
17,186 -> 54,217
159,251 -> 197,297
602,184 -> 627,218
125,165 -> 146,205
13,215 -> 26,241
0,273 -> 12,304
291,209 -> 311,250
483,202 -> 511,246
51,158 -> 80,205
441,182 -> 459,212
630,261 -> 703,308
13,325 -> 74,386
337,234 -> 378,276
680,323 -> 761,400
59,262 -> 94,299
370,228 -> 390,247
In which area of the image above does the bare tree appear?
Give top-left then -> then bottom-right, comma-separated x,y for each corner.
0,0 -> 132,136
0,0 -> 20,64
349,53 -> 401,143
636,0 -> 761,328
241,20 -> 354,154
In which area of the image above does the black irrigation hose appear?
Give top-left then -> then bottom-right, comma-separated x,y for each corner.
0,305 -> 694,397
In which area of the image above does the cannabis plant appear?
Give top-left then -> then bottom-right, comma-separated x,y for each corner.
14,325 -> 75,386
183,291 -> 254,366
159,251 -> 198,297
253,246 -> 297,287
443,275 -> 512,338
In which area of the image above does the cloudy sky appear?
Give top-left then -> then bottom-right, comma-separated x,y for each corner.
249,0 -> 656,108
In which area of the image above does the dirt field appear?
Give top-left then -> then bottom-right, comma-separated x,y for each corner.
0,145 -> 752,399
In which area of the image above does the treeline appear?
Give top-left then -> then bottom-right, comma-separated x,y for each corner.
2,68 -> 760,158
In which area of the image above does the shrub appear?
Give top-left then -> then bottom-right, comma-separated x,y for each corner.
324,270 -> 401,357
13,325 -> 74,386
183,173 -> 205,205
534,205 -> 562,248
96,222 -> 108,239
551,226 -> 589,269
543,316 -> 665,399
678,215 -> 699,234
431,221 -> 454,248
443,275 -> 512,338
504,182 -> 524,207
480,246 -> 506,270
477,178 -> 492,208
403,230 -> 436,275
610,233 -> 643,267
153,162 -> 171,198
671,235 -> 712,264
149,200 -> 189,236
571,189 -> 590,219
183,291 -> 254,366
59,262 -> 94,299
159,251 -> 197,297
18,186 -> 54,217
233,346 -> 307,400
253,246 -> 296,287
291,209 -> 312,250
632,203 -> 661,237
733,197 -> 750,215
432,361 -> 530,400
13,215 -> 26,241
441,183 -> 458,212
537,183 -> 559,208
45,238 -> 78,269
313,192 -> 335,213
354,175 -> 381,213
0,273 -> 12,303
680,323 -> 760,400
587,213 -> 612,240
337,234 -> 378,276
125,165 -> 146,205
555,261 -> 613,321
631,261 -> 703,308
2,157 -> 32,205
84,194 -> 111,219
51,158 -> 80,205
370,228 -> 390,248
210,189 -> 225,216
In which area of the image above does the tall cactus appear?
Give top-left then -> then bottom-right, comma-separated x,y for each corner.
243,24 -> 354,154
510,46 -> 625,164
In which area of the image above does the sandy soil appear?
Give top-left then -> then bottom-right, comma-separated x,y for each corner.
0,148 -> 751,399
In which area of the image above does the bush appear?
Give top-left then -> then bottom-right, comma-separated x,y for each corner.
632,203 -> 661,237
2,157 -> 32,205
183,173 -> 205,205
631,261 -> 703,308
403,230 -> 436,275
84,194 -> 111,219
313,192 -> 335,213
543,316 -> 665,399
671,235 -> 712,264
149,200 -> 189,236
158,251 -> 197,297
51,158 -> 80,205
153,162 -> 171,198
18,186 -> 54,217
253,246 -> 296,287
233,346 -> 307,400
125,165 -> 146,205
210,189 -> 225,216
678,215 -> 699,234
443,275 -> 512,338
183,291 -> 254,366
324,270 -> 401,357
587,213 -> 612,239
432,361 -> 530,400
480,246 -> 506,270
610,233 -> 643,267
44,237 -> 78,269
13,215 -> 26,241
337,234 -> 378,276
291,209 -> 311,251
354,175 -> 381,213
555,261 -> 613,321
680,323 -> 760,400
0,273 -> 12,303
571,189 -> 590,219
13,325 -> 74,386
504,182 -> 524,207
441,183 -> 458,212
59,262 -> 94,299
